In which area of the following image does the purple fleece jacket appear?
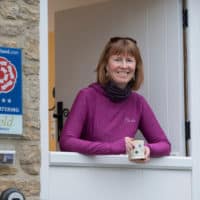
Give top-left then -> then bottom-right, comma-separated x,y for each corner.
60,83 -> 171,157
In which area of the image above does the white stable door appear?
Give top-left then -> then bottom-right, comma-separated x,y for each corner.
55,0 -> 185,155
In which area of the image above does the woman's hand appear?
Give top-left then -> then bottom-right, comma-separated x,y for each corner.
125,136 -> 134,153
125,137 -> 150,163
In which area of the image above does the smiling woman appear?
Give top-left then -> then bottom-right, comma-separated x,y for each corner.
59,37 -> 171,162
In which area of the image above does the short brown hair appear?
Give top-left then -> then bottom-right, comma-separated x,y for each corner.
96,37 -> 144,90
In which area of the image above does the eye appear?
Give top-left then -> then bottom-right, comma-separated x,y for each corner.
126,58 -> 133,62
126,58 -> 136,63
113,57 -> 122,62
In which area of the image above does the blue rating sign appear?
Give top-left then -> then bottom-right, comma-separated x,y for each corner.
0,47 -> 22,134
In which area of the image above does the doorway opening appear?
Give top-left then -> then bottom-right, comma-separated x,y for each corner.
48,0 -> 189,157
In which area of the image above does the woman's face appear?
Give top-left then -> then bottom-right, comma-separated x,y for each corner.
107,54 -> 136,89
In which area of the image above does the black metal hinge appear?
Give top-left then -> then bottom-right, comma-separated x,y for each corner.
53,101 -> 70,141
185,120 -> 191,140
183,9 -> 188,28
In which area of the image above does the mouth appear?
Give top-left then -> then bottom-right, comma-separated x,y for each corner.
116,71 -> 130,76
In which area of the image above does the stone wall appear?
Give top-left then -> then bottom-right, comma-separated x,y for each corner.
0,0 -> 40,199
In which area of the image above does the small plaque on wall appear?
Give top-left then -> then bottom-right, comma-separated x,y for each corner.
0,47 -> 23,135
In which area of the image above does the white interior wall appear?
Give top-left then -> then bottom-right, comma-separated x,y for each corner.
48,0 -> 111,31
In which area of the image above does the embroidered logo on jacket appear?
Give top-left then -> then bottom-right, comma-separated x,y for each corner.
124,117 -> 136,123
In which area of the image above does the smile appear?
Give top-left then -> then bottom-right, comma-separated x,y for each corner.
116,71 -> 131,77
117,71 -> 129,74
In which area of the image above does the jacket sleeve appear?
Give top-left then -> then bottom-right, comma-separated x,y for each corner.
138,96 -> 171,157
59,90 -> 126,155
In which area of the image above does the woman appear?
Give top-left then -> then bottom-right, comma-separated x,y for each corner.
60,37 -> 171,162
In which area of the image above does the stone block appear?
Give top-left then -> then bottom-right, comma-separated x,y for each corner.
0,166 -> 17,175
0,1 -> 19,20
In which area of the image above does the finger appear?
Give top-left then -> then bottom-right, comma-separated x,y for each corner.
126,143 -> 133,153
125,139 -> 134,152
144,146 -> 150,159
125,142 -> 132,153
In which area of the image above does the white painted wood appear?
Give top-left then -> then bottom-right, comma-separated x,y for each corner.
50,152 -> 192,170
186,0 -> 200,200
55,0 -> 185,155
40,0 -> 49,199
49,157 -> 192,200
145,0 -> 185,156
49,152 -> 192,199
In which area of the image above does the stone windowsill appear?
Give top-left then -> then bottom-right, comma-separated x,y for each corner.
49,152 -> 192,170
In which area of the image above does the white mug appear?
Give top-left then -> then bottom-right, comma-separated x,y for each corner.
129,140 -> 145,160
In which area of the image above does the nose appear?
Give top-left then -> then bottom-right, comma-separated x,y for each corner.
121,59 -> 127,68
